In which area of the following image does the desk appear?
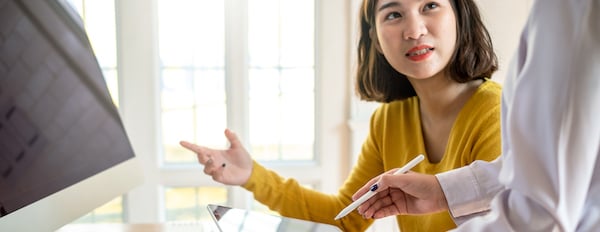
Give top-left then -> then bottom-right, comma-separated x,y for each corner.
56,222 -> 216,232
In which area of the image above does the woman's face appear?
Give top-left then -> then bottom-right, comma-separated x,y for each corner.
374,0 -> 457,80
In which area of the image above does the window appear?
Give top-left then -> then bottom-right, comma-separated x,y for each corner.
247,0 -> 315,161
66,0 -> 349,224
158,0 -> 227,164
157,0 -> 318,220
158,0 -> 315,164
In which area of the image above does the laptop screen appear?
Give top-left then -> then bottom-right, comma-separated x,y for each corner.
207,204 -> 341,232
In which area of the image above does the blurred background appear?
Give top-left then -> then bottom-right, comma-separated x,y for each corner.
63,0 -> 532,230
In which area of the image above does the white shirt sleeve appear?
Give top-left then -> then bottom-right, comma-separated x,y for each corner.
436,158 -> 503,224
451,0 -> 600,231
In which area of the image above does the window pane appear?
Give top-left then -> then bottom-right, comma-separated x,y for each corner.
248,68 -> 314,161
161,70 -> 227,163
279,0 -> 314,67
248,0 -> 314,68
194,103 -> 227,149
159,0 -> 227,164
158,0 -> 225,67
164,187 -> 228,222
248,0 -> 279,67
79,0 -> 118,68
103,68 -> 119,107
72,197 -> 123,223
162,109 -> 195,163
280,68 -> 314,160
161,69 -> 195,110
195,70 -> 226,105
248,0 -> 315,162
249,69 -> 283,160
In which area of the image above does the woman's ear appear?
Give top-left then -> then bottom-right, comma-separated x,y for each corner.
370,28 -> 383,54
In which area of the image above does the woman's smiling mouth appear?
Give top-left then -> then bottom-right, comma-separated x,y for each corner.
406,46 -> 435,61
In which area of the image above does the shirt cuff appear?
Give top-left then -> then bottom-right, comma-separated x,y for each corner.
436,165 -> 489,220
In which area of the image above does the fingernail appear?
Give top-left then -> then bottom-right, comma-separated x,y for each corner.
370,184 -> 379,191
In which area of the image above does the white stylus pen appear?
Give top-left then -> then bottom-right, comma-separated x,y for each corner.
334,154 -> 425,220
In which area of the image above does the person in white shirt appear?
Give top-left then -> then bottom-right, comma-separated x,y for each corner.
352,0 -> 600,230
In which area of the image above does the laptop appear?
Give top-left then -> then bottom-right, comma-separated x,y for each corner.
207,204 -> 341,232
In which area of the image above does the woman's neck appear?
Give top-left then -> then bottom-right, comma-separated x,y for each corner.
411,77 -> 483,124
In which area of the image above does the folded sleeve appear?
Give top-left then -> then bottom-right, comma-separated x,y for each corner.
436,158 -> 504,224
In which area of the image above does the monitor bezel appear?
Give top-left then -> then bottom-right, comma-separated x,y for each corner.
0,158 -> 143,231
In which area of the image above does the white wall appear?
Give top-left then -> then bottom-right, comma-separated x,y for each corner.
477,0 -> 534,84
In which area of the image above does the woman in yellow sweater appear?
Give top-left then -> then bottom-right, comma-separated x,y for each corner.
180,0 -> 501,231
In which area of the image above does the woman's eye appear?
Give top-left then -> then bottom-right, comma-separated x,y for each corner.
424,3 -> 439,11
385,12 -> 402,20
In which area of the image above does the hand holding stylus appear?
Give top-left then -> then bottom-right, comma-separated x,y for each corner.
334,154 -> 425,220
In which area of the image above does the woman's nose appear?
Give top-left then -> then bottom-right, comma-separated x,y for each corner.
403,15 -> 427,40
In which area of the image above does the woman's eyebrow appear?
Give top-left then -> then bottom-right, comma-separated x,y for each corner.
378,1 -> 401,12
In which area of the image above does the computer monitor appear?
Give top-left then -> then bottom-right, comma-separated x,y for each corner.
0,0 -> 143,231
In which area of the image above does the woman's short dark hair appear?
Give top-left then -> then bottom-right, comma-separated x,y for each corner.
355,0 -> 498,103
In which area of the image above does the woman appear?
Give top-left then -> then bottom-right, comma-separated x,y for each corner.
355,0 -> 600,231
181,0 -> 501,231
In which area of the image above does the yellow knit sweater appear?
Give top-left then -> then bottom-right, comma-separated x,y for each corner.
243,80 -> 502,232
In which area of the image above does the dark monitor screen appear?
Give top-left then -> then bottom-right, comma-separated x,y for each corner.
0,0 -> 137,225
